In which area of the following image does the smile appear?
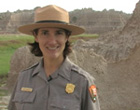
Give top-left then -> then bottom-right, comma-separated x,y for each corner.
47,46 -> 59,50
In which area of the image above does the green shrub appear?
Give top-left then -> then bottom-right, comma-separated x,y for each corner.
0,35 -> 34,76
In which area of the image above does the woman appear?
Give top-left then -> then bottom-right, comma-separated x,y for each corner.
8,5 -> 100,110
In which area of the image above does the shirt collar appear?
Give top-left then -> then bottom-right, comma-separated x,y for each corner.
32,57 -> 73,81
58,57 -> 73,81
32,59 -> 44,77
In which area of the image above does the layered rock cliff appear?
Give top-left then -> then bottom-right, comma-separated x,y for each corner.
0,8 -> 130,34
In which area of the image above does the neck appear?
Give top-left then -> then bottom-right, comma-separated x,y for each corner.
43,56 -> 64,77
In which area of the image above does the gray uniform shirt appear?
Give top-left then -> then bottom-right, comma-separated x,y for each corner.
8,58 -> 100,110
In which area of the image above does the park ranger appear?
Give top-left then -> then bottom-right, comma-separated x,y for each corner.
8,5 -> 100,110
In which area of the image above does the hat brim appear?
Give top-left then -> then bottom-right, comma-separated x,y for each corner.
18,23 -> 85,36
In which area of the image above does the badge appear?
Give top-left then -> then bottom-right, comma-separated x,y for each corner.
21,87 -> 33,92
65,83 -> 75,94
89,85 -> 97,102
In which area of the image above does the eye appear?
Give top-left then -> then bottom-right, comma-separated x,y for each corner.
56,30 -> 65,35
41,30 -> 48,36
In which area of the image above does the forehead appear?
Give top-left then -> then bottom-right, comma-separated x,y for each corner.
38,27 -> 65,32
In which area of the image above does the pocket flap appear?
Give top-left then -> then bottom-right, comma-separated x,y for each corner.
50,96 -> 79,109
13,92 -> 36,103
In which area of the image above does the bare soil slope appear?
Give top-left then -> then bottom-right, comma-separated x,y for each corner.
70,1 -> 140,109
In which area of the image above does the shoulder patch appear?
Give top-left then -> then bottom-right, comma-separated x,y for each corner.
70,61 -> 98,104
89,85 -> 97,103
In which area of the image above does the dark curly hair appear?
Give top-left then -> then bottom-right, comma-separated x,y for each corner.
28,28 -> 72,58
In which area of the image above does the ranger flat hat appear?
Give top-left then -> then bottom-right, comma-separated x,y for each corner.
18,5 -> 85,35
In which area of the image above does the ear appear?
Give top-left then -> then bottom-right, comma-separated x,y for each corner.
33,31 -> 39,42
34,36 -> 39,43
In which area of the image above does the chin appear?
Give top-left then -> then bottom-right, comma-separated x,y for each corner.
46,54 -> 61,59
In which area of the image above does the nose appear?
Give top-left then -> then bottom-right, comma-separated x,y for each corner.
48,34 -> 57,45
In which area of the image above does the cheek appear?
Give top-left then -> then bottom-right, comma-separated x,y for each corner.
35,36 -> 46,44
37,39 -> 46,49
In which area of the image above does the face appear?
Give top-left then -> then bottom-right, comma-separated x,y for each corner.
35,27 -> 68,60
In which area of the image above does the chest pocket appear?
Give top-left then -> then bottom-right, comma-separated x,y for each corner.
49,96 -> 80,110
12,92 -> 36,110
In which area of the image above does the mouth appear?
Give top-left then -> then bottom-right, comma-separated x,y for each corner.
47,46 -> 59,50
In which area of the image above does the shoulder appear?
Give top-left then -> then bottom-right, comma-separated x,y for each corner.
71,63 -> 95,85
22,62 -> 39,72
18,62 -> 40,78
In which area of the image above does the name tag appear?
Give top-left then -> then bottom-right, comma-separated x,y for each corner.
21,87 -> 33,92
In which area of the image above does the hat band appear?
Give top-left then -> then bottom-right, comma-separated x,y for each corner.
36,20 -> 68,24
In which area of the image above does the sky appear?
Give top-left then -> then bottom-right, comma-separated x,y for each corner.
0,0 -> 139,14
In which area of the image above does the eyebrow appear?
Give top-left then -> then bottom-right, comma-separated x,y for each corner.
40,30 -> 48,32
56,29 -> 67,33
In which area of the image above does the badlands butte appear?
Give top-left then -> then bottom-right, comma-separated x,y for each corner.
4,1 -> 140,110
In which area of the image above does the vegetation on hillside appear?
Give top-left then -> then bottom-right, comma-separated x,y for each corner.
0,35 -> 34,76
